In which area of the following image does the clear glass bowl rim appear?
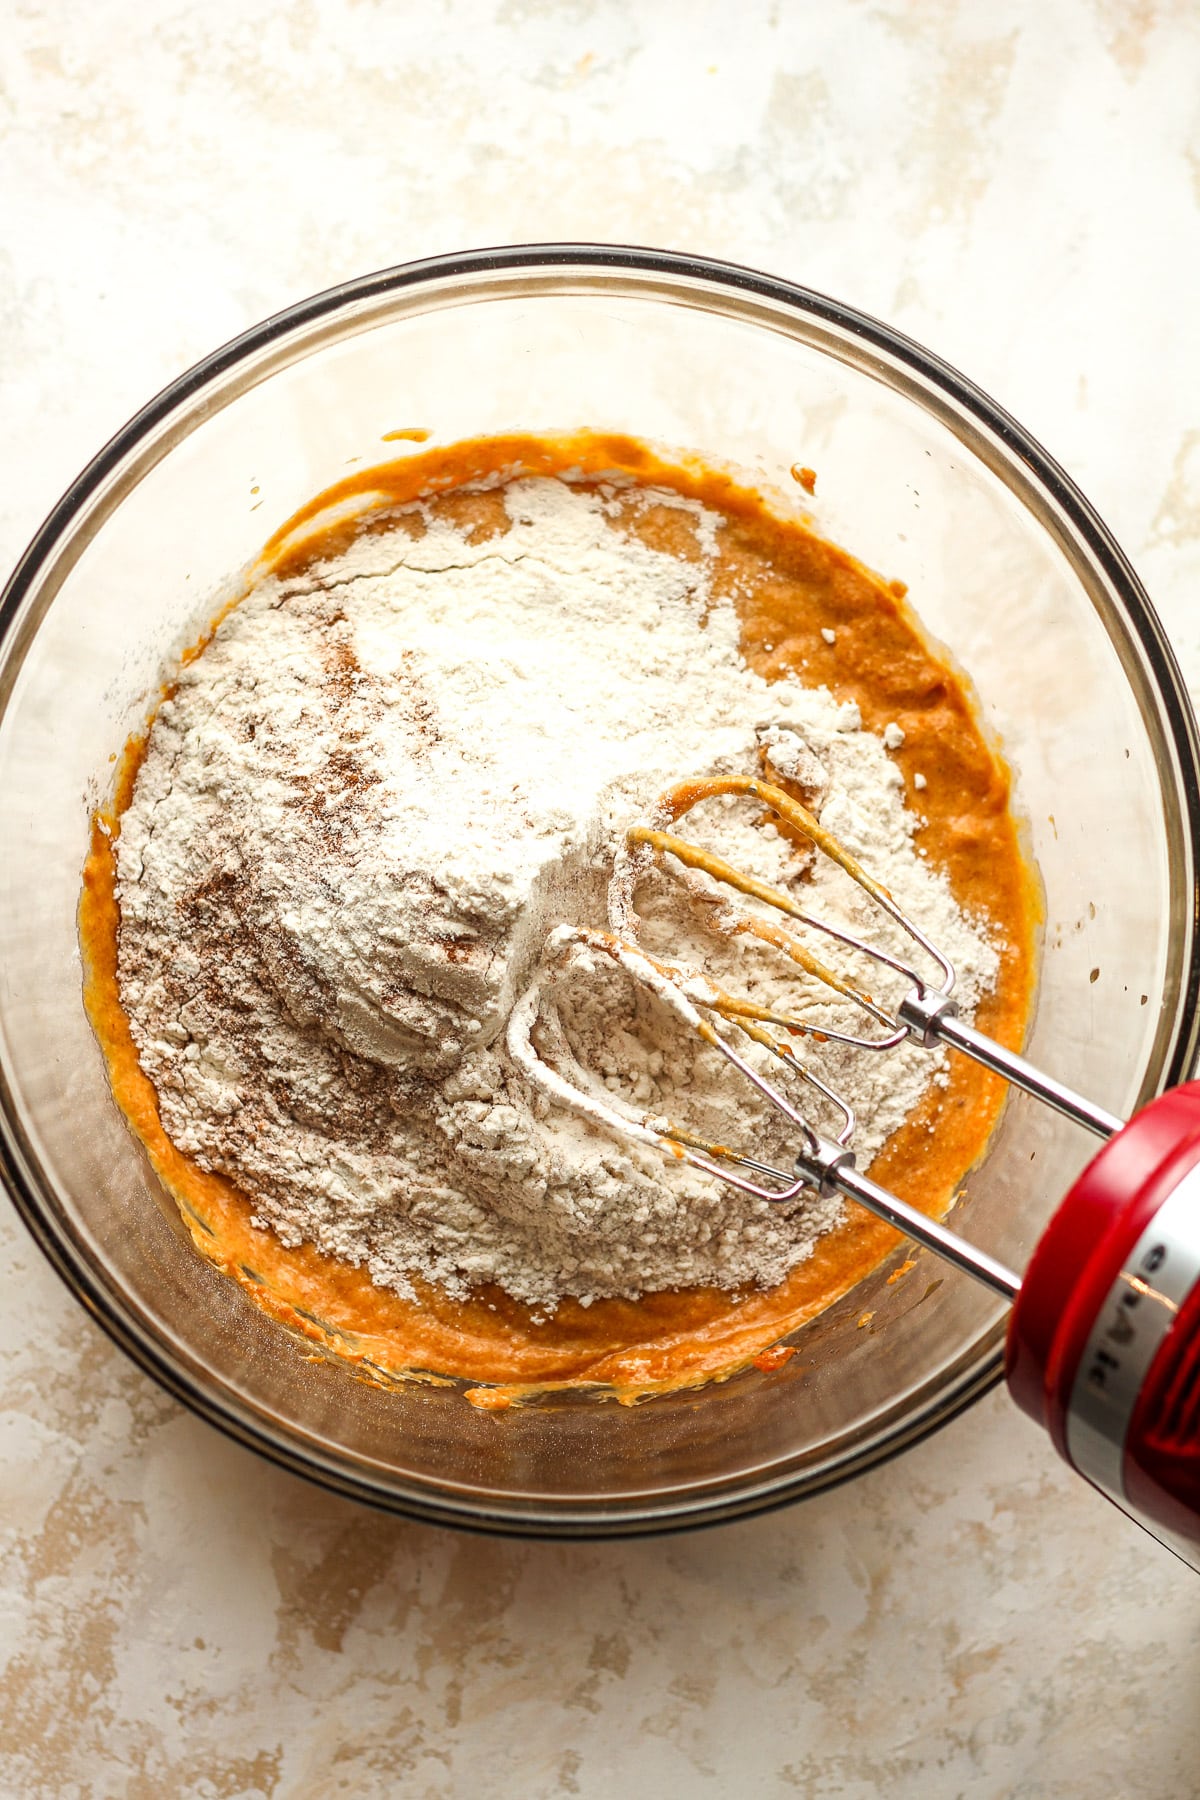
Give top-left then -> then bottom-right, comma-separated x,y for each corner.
3,242 -> 1200,1538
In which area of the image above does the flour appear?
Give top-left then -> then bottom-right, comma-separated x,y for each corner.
115,475 -> 998,1308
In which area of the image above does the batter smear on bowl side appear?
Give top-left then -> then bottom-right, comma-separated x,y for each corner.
80,433 -> 1037,1402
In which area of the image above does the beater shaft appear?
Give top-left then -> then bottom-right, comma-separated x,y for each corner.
933,1011 -> 1123,1141
784,1128 -> 1023,1298
834,1160 -> 1022,1300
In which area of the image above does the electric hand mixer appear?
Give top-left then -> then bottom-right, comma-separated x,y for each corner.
509,773 -> 1200,1562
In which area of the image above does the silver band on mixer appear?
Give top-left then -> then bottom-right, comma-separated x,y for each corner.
1066,1162 -> 1200,1503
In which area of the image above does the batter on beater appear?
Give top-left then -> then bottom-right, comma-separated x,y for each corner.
80,432 -> 1037,1401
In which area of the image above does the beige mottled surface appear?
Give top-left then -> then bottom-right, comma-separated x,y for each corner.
4,3 -> 1200,1795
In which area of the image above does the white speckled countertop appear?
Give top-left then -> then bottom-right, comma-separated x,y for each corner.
3,4 -> 1200,1795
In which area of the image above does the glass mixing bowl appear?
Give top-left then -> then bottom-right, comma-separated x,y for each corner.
2,246 -> 1198,1536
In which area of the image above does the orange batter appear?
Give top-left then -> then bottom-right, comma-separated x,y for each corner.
79,433 -> 1036,1406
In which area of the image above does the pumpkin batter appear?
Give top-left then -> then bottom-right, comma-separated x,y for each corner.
79,433 -> 1036,1405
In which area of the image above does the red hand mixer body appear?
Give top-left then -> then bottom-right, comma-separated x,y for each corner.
509,774 -> 1200,1562
1007,1084 -> 1200,1557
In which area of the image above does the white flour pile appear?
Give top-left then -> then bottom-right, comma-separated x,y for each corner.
115,475 -> 998,1308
